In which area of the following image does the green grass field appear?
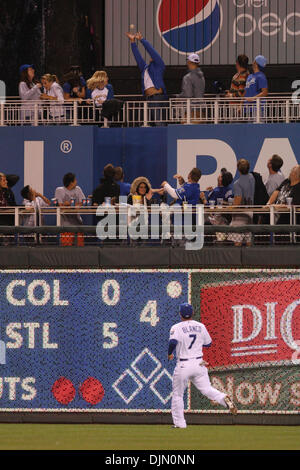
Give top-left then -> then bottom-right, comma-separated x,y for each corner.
0,424 -> 299,450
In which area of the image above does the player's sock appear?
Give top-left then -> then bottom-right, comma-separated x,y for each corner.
224,395 -> 238,415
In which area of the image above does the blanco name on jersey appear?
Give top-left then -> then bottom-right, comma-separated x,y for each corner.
169,320 -> 212,360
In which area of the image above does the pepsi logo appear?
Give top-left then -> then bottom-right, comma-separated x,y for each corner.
157,0 -> 222,54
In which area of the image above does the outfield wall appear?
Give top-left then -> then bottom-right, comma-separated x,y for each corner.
0,268 -> 299,424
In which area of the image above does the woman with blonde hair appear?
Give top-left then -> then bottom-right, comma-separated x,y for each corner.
40,74 -> 65,121
86,71 -> 114,107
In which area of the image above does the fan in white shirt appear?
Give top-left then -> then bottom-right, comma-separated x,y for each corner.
21,186 -> 50,227
40,74 -> 65,119
92,87 -> 109,107
18,65 -> 42,121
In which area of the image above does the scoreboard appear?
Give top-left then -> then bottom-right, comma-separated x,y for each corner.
0,270 -> 189,411
0,269 -> 299,415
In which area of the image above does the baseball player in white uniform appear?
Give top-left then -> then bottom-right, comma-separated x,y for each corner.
168,303 -> 237,428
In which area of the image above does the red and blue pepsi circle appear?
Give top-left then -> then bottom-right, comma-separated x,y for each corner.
157,0 -> 222,55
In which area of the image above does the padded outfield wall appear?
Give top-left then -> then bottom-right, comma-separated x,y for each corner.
0,268 -> 299,424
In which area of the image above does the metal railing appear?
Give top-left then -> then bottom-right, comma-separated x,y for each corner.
0,205 -> 299,247
1,96 -> 299,127
0,205 -> 298,226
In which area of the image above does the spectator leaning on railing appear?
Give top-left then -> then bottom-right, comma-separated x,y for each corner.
86,71 -> 114,105
265,154 -> 285,197
267,165 -> 300,225
228,159 -> 255,247
201,168 -> 234,243
21,185 -> 50,227
55,173 -> 86,247
62,65 -> 86,102
40,74 -> 65,120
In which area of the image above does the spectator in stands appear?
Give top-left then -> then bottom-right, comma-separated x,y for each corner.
128,177 -> 156,206
6,175 -> 20,190
40,74 -> 65,120
200,169 -> 234,205
92,164 -> 120,206
0,172 -> 16,227
228,159 -> 255,247
18,64 -> 42,121
127,32 -> 166,99
227,55 -> 249,98
162,168 -> 201,205
86,71 -> 114,106
127,31 -> 167,125
114,167 -> 131,197
178,54 -> 205,99
267,165 -> 300,224
265,155 -> 285,197
200,169 -> 234,242
55,173 -> 86,247
244,55 -> 268,103
21,185 -> 50,226
62,65 -> 86,102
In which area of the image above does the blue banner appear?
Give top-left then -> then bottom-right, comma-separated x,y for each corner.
167,124 -> 300,191
0,270 -> 188,411
1,124 -> 300,205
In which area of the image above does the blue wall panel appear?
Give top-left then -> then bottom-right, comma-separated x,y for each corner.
1,124 -> 300,205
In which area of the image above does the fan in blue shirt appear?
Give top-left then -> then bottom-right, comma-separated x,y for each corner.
245,55 -> 268,102
126,31 -> 167,97
162,168 -> 202,205
201,169 -> 234,205
114,167 -> 131,197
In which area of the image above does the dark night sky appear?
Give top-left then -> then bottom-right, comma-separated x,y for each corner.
0,0 -> 104,96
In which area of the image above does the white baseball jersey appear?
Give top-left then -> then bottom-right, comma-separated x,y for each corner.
169,320 -> 212,360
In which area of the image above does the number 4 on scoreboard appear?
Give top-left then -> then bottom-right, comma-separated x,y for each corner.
140,301 -> 160,327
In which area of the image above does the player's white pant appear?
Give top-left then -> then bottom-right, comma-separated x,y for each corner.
171,359 -> 227,428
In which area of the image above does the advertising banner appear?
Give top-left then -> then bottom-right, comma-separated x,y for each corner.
105,0 -> 300,66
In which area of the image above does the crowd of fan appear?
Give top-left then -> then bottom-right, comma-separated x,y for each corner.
17,32 -> 269,122
0,156 -> 299,247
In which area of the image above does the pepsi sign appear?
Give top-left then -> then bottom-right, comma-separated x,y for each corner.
157,0 -> 222,54
105,0 -> 300,66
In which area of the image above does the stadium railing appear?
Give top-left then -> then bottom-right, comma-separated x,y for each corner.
1,95 -> 299,127
0,205 -> 299,246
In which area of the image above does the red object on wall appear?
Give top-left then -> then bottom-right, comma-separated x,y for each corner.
51,377 -> 76,405
79,377 -> 105,405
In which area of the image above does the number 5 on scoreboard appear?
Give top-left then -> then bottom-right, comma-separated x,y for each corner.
103,323 -> 118,349
140,301 -> 160,327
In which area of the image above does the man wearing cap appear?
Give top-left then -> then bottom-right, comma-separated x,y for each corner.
244,55 -> 268,103
168,303 -> 237,428
178,54 -> 205,99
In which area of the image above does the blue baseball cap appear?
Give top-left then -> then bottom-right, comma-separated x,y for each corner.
19,64 -> 35,74
254,55 -> 267,69
180,303 -> 193,319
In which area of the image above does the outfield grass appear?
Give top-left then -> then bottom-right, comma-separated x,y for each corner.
0,424 -> 299,450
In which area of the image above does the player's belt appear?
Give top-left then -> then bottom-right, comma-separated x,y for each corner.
179,356 -> 202,362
